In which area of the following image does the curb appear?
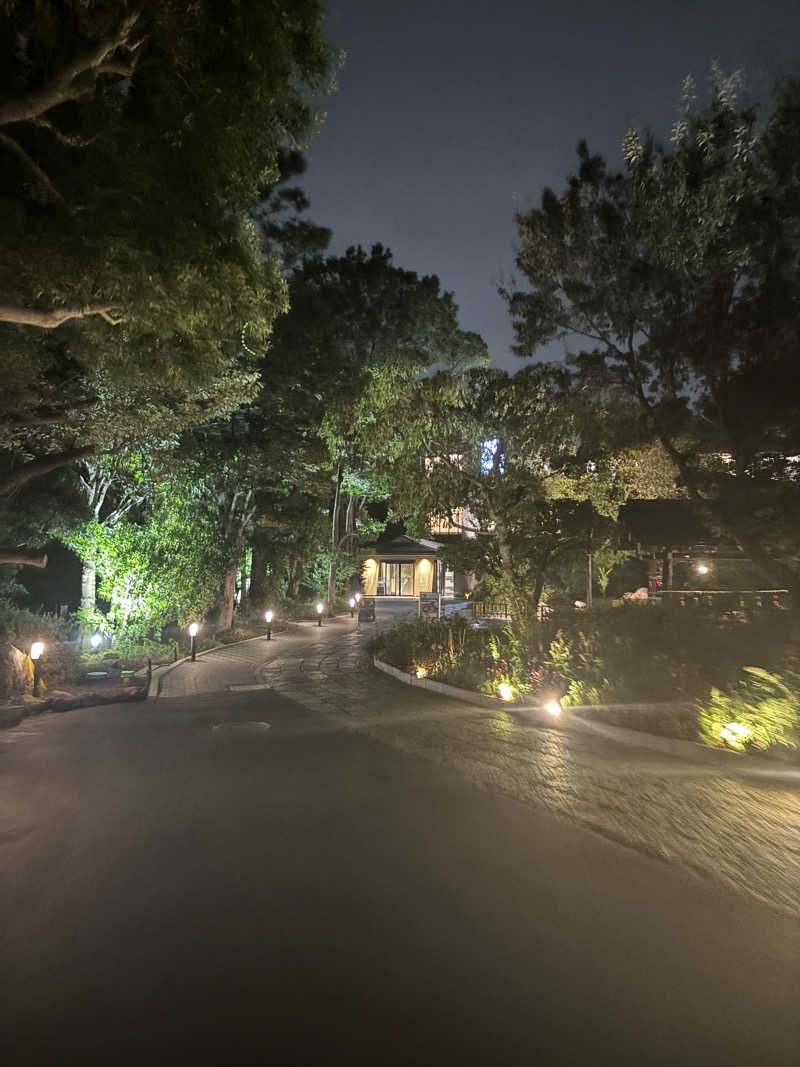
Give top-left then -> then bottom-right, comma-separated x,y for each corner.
372,656 -> 800,779
1,687 -> 147,732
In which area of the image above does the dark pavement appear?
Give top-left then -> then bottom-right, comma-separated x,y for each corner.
1,677 -> 799,1065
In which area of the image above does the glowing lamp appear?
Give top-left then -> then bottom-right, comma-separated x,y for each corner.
545,700 -> 562,717
265,611 -> 273,624
316,602 -> 324,626
498,683 -> 514,701
188,622 -> 199,637
90,633 -> 102,648
696,563 -> 709,575
30,641 -> 44,661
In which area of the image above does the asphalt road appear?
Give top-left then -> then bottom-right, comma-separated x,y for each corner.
1,684 -> 798,1065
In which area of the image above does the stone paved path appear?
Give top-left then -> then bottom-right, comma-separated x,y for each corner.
158,611 -> 800,917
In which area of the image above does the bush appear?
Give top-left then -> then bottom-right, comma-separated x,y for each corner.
697,667 -> 800,757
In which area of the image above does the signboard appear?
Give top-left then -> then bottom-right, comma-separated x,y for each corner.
357,596 -> 376,623
419,592 -> 441,621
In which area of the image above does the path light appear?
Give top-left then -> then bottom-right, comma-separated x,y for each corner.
90,632 -> 102,648
349,597 -> 356,618
316,602 -> 324,627
498,682 -> 514,701
355,592 -> 361,604
265,610 -> 273,640
544,699 -> 562,717
188,622 -> 199,662
696,562 -> 710,575
30,641 -> 44,696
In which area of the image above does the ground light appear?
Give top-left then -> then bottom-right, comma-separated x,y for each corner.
316,602 -> 324,627
696,562 -> 710,575
544,699 -> 562,717
265,610 -> 273,640
188,622 -> 199,662
30,641 -> 44,696
349,597 -> 355,618
498,682 -> 514,701
90,633 -> 102,648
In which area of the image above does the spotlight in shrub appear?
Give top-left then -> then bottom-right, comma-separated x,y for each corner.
544,699 -> 562,717
498,682 -> 514,701
720,721 -> 749,749
90,633 -> 102,648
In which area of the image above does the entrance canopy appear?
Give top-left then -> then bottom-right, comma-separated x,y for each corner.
362,535 -> 443,597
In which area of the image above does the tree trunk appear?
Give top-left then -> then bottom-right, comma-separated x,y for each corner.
80,558 -> 97,613
661,548 -> 673,591
216,562 -> 238,631
288,559 -> 303,600
249,540 -> 268,611
327,464 -> 344,607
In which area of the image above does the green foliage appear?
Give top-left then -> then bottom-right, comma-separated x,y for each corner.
698,667 -> 800,755
0,0 -> 337,506
508,72 -> 800,598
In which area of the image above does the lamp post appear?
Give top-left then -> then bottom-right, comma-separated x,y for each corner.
348,597 -> 355,618
188,622 -> 199,662
265,610 -> 273,640
316,602 -> 324,627
30,641 -> 44,696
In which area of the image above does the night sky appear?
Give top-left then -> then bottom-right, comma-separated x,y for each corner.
302,0 -> 800,370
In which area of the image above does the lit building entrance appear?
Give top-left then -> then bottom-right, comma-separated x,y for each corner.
377,561 -> 415,596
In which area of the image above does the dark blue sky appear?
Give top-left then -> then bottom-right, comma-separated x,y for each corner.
302,0 -> 800,369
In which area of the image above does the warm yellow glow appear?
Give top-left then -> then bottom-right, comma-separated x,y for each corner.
316,602 -> 324,614
188,622 -> 199,637
545,700 -> 562,717
364,558 -> 377,570
696,563 -> 710,574
498,683 -> 514,701
349,597 -> 355,608
419,559 -> 430,570
720,722 -> 749,748
416,666 -> 428,678
30,641 -> 44,661
265,611 -> 273,624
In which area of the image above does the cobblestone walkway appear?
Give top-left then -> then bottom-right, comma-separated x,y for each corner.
161,614 -> 800,916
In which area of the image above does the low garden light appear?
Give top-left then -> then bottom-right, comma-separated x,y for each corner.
498,682 -> 514,701
316,602 -> 324,627
265,610 -> 273,640
90,632 -> 102,648
696,562 -> 710,575
188,622 -> 199,662
355,592 -> 361,604
544,699 -> 562,717
349,597 -> 356,618
30,641 -> 44,697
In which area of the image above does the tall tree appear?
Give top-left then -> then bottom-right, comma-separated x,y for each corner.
507,71 -> 800,602
0,1 -> 336,497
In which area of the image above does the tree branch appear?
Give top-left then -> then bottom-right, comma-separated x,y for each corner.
0,549 -> 48,569
0,11 -> 143,129
0,131 -> 63,201
0,303 -> 124,328
32,116 -> 97,148
0,445 -> 96,496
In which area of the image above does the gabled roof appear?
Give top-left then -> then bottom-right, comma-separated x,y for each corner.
370,534 -> 443,556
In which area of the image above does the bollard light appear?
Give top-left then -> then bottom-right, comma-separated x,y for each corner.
30,641 -> 44,696
544,700 -> 562,717
355,592 -> 361,603
188,622 -> 199,662
696,562 -> 710,575
90,632 -> 102,648
349,597 -> 355,618
316,602 -> 324,626
265,610 -> 273,640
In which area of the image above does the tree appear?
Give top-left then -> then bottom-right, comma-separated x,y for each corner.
384,365 -> 619,618
268,245 -> 489,605
507,71 -> 800,602
0,1 -> 336,496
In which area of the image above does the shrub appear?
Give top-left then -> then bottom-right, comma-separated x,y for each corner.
697,667 -> 800,757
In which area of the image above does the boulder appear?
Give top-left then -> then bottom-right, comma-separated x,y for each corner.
0,642 -> 32,703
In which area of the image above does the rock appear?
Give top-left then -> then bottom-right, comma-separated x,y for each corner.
0,643 -> 32,702
623,587 -> 650,602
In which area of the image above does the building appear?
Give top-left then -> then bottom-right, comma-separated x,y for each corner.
361,533 -> 474,598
